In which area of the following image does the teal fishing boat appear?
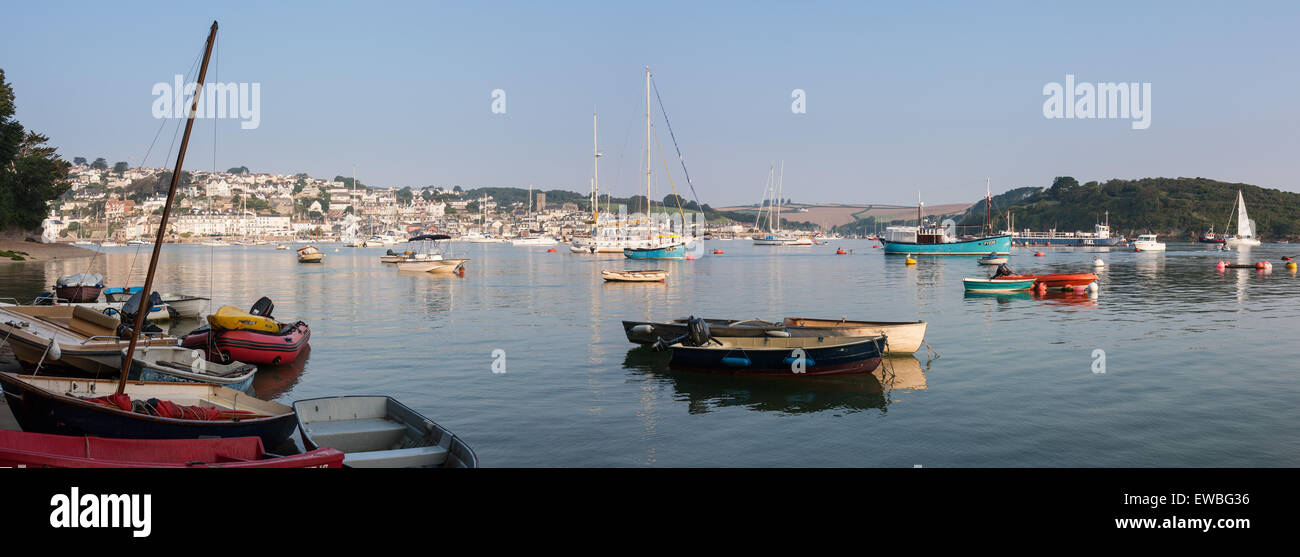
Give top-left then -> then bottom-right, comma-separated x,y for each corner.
962,277 -> 1036,292
624,243 -> 686,260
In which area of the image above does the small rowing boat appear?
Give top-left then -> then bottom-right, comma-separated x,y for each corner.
125,345 -> 258,393
0,430 -> 343,468
656,320 -> 887,376
601,269 -> 667,282
623,317 -> 928,354
962,277 -> 1037,292
294,396 -> 478,468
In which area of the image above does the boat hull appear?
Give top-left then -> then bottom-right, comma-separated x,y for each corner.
295,396 -> 479,468
623,318 -> 927,354
54,286 -> 103,303
0,373 -> 298,448
0,431 -> 343,468
1000,273 -> 1098,289
962,278 -> 1037,292
668,336 -> 885,376
882,234 -> 1011,255
1013,237 -> 1124,247
624,244 -> 686,259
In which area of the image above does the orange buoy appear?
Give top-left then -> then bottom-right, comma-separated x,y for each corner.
1216,261 -> 1226,271
713,249 -> 724,254
836,249 -> 847,255
547,248 -> 557,253
1034,252 -> 1045,257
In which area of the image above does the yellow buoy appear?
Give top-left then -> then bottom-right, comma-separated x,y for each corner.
1287,262 -> 1297,271
905,257 -> 917,265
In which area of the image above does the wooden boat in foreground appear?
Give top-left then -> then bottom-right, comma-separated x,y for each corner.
294,396 -> 478,468
622,317 -> 927,354
0,373 -> 299,448
665,335 -> 887,376
0,304 -> 178,375
601,269 -> 667,282
0,430 -> 343,468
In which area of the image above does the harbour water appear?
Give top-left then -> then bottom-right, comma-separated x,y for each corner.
2,241 -> 1298,466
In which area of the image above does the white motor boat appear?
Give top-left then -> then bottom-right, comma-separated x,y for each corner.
1133,234 -> 1166,251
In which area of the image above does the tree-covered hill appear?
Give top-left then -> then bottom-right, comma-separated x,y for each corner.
957,177 -> 1300,240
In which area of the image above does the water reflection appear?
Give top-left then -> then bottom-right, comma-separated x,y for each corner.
251,344 -> 311,401
622,347 -> 929,415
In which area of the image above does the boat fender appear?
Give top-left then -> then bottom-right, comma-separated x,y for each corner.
1088,282 -> 1099,292
765,330 -> 791,338
783,356 -> 815,367
47,340 -> 61,361
631,324 -> 655,335
1216,261 -> 1226,271
720,356 -> 751,368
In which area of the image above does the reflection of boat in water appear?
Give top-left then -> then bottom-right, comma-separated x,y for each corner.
621,348 -> 929,415
249,344 -> 311,400
963,290 -> 1034,302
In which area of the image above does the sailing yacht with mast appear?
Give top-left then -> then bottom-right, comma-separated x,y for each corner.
624,67 -> 688,260
1224,189 -> 1261,247
751,162 -> 810,246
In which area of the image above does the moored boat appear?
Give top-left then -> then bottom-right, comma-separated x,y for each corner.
0,373 -> 299,448
294,396 -> 478,468
1132,234 -> 1166,251
623,317 -> 928,354
181,299 -> 310,365
996,272 -> 1098,289
392,234 -> 467,273
624,243 -> 686,259
0,431 -> 344,468
962,277 -> 1037,292
125,345 -> 258,393
297,245 -> 325,262
663,334 -> 887,376
159,293 -> 209,318
0,304 -> 178,375
601,269 -> 667,282
53,273 -> 104,303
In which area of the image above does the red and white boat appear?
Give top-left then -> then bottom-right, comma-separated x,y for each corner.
0,430 -> 342,468
182,320 -> 310,365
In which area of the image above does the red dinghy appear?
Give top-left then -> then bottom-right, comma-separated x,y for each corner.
0,430 -> 342,468
1002,273 -> 1098,289
181,297 -> 311,365
183,321 -> 310,365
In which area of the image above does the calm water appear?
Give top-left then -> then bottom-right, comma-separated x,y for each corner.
2,241 -> 1298,466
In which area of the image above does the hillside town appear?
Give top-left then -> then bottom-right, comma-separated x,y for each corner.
39,163 -> 712,244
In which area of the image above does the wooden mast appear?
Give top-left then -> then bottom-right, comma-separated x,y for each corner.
118,21 -> 218,395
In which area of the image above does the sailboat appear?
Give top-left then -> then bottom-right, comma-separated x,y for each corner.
624,67 -> 689,260
0,22 -> 299,449
1224,189 -> 1261,247
751,162 -> 810,246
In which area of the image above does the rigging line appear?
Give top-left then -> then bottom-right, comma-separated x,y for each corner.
140,45 -> 204,168
650,122 -> 687,234
650,75 -> 702,210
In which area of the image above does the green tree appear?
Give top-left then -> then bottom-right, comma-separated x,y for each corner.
73,156 -> 86,165
91,157 -> 108,170
227,166 -> 250,174
396,186 -> 413,205
112,161 -> 129,176
0,70 -> 72,231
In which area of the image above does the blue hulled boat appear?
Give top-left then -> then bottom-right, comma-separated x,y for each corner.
624,243 -> 686,260
667,335 -> 886,376
880,226 -> 1011,255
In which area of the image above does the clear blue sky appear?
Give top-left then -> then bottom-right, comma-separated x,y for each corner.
3,1 -> 1298,206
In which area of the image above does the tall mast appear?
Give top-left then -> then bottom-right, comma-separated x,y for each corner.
119,21 -> 217,395
985,177 -> 992,234
917,190 -> 922,227
776,161 -> 784,233
644,67 -> 651,224
593,112 -> 600,224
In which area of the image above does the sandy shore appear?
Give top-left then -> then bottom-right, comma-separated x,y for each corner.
0,240 -> 98,264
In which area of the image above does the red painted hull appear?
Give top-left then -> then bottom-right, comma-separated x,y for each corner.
182,321 -> 311,365
0,430 -> 342,468
1001,273 -> 1097,289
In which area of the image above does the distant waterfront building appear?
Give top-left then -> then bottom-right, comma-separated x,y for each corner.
535,192 -> 546,211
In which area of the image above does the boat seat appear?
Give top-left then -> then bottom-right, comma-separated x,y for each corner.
70,305 -> 119,337
344,445 -> 449,468
306,418 -> 409,452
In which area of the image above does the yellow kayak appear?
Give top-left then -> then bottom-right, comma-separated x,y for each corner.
207,305 -> 281,333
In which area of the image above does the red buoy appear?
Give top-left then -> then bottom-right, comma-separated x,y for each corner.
713,249 -> 724,254
547,248 -> 557,253
1034,252 -> 1045,257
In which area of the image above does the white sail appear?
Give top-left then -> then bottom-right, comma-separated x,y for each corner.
1236,190 -> 1254,239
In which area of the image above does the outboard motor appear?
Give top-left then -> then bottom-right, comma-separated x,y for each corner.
249,296 -> 274,319
652,316 -> 720,351
116,290 -> 164,338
